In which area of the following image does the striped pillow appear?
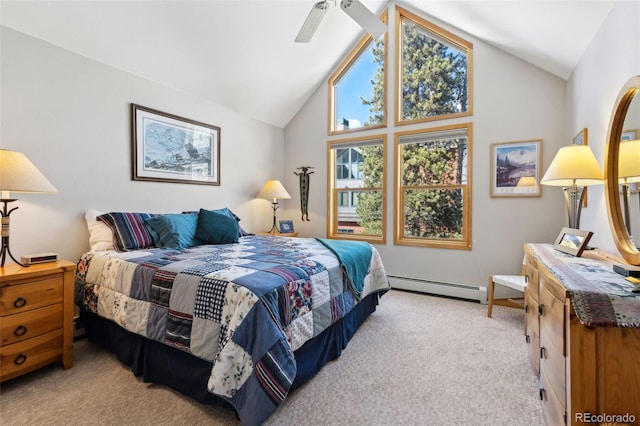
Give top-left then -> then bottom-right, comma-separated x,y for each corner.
97,212 -> 156,251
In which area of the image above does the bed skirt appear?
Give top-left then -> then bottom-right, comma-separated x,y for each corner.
79,290 -> 385,411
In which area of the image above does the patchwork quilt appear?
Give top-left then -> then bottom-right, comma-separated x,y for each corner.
74,235 -> 389,425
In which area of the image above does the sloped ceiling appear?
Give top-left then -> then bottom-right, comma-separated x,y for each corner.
1,0 -> 614,128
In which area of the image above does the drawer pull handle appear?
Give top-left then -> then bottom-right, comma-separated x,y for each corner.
539,388 -> 545,401
540,346 -> 546,359
538,304 -> 544,316
525,335 -> 530,344
14,297 -> 27,308
14,354 -> 27,365
14,325 -> 27,337
525,304 -> 529,313
525,275 -> 529,284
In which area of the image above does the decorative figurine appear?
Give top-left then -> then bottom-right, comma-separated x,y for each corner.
294,166 -> 314,221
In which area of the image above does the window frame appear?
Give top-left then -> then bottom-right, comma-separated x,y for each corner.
327,134 -> 387,244
328,11 -> 388,136
394,122 -> 473,249
394,6 -> 473,126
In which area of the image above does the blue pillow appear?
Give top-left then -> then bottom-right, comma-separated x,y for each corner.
144,212 -> 200,249
196,209 -> 239,244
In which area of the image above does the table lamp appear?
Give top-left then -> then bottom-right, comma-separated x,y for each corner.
257,179 -> 291,233
0,149 -> 58,267
541,145 -> 603,229
619,140 -> 640,235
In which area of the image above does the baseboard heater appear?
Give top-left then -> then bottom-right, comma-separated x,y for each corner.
387,274 -> 487,304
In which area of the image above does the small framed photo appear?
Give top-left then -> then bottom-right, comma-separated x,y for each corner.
490,139 -> 542,197
279,220 -> 294,233
553,227 -> 593,257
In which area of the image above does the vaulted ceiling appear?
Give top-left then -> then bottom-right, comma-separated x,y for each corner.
1,1 -> 614,128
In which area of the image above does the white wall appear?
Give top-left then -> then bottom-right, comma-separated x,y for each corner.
1,27 -> 286,263
284,4 -> 567,289
566,0 -> 640,255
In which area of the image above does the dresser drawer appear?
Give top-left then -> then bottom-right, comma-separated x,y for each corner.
540,368 -> 566,426
0,329 -> 63,382
525,292 -> 540,375
0,276 -> 63,315
525,258 -> 539,303
540,280 -> 565,355
0,304 -> 63,346
540,336 -> 566,406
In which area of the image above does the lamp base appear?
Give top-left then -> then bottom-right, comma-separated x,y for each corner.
265,201 -> 281,234
1,199 -> 28,267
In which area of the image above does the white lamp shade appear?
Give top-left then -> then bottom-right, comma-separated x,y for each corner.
619,139 -> 640,184
257,180 -> 291,201
541,145 -> 603,187
0,149 -> 58,197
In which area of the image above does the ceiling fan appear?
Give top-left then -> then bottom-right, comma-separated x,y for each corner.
295,0 -> 388,43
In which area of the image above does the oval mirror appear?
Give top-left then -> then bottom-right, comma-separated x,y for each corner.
605,75 -> 640,265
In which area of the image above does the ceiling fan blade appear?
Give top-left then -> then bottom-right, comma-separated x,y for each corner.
340,0 -> 387,39
295,1 -> 329,43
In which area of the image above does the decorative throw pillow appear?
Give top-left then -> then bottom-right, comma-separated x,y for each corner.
97,212 -> 156,251
144,212 -> 200,249
196,208 -> 239,244
185,207 -> 252,237
85,209 -> 115,251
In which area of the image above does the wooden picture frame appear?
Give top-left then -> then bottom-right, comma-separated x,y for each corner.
490,140 -> 542,197
132,104 -> 220,185
553,227 -> 593,257
279,220 -> 294,233
573,128 -> 588,207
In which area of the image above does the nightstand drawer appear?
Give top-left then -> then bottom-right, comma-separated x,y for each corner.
0,304 -> 63,346
0,276 -> 63,315
0,329 -> 63,382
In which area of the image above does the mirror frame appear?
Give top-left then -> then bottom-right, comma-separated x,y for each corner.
605,75 -> 640,265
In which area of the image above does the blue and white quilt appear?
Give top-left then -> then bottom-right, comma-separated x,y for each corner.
74,235 -> 389,425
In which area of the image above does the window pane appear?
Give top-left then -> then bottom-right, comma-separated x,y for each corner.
401,138 -> 468,186
339,191 -> 349,207
337,190 -> 383,236
335,40 -> 385,131
400,18 -> 468,121
403,188 -> 464,240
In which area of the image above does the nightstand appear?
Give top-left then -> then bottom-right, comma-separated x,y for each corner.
0,260 -> 76,382
256,231 -> 299,237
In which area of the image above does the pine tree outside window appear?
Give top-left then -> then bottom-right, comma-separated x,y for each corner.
395,124 -> 472,249
395,6 -> 473,125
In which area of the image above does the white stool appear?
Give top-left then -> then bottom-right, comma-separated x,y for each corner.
487,274 -> 527,318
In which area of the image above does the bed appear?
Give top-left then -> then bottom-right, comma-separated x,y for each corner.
75,209 -> 389,425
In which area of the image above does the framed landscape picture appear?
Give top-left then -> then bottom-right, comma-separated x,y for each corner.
490,140 -> 542,197
132,104 -> 221,185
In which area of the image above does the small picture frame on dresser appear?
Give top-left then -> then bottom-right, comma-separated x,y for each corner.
279,220 -> 294,233
553,227 -> 593,257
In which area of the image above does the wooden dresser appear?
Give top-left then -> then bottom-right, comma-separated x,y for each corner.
0,260 -> 75,382
524,244 -> 640,425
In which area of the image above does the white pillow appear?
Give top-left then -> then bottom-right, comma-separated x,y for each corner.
85,209 -> 114,251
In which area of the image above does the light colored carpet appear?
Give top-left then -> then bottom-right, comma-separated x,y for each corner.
0,290 -> 543,425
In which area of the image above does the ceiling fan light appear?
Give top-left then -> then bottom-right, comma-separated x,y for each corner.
340,0 -> 388,39
295,1 -> 329,43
